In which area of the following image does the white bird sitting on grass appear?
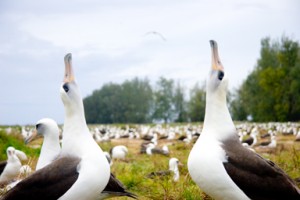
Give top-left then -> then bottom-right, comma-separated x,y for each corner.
147,158 -> 182,182
110,145 -> 128,160
0,147 -> 22,186
146,143 -> 169,156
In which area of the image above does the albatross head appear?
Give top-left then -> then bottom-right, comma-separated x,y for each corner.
7,147 -> 16,157
203,40 -> 235,139
206,40 -> 228,101
25,118 -> 59,144
60,53 -> 85,118
6,147 -> 19,162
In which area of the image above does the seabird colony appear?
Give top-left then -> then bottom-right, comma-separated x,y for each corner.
188,40 -> 300,200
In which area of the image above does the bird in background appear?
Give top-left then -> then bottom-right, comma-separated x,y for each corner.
147,157 -> 182,182
0,147 -> 22,186
25,118 -> 61,170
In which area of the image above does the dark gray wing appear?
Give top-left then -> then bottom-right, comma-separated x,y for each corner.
242,137 -> 254,146
147,170 -> 171,178
0,161 -> 7,175
1,156 -> 81,200
102,173 -> 137,199
151,148 -> 169,156
222,136 -> 300,200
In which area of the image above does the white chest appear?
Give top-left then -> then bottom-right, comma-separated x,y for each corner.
188,136 -> 250,200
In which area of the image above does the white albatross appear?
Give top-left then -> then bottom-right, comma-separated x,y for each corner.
25,118 -> 61,170
110,145 -> 128,160
147,157 -> 182,182
187,40 -> 300,200
2,53 -> 111,200
0,147 -> 22,185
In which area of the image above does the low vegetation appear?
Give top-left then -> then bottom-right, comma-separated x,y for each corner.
0,128 -> 39,161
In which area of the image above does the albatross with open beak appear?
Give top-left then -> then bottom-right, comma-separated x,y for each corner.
187,40 -> 300,200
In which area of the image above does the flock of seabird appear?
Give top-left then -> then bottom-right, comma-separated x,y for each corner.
0,41 -> 299,199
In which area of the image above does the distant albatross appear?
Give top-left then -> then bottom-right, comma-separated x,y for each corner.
187,40 -> 300,200
2,53 -> 111,200
0,147 -> 22,186
147,158 -> 182,182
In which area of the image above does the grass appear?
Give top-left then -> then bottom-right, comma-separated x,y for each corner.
0,128 -> 40,161
99,135 -> 300,199
0,124 -> 300,199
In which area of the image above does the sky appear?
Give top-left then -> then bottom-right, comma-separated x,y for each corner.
0,0 -> 299,125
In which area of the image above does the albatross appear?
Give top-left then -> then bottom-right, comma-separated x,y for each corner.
147,158 -> 182,182
2,53 -> 111,200
0,147 -> 22,186
25,118 -> 61,170
187,40 -> 300,200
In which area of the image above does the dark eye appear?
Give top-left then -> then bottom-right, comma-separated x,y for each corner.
36,123 -> 40,129
218,71 -> 224,80
63,83 -> 69,93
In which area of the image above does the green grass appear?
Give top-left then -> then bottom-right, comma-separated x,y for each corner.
0,128 -> 40,161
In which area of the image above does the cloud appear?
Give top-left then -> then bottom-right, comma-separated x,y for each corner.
0,0 -> 299,124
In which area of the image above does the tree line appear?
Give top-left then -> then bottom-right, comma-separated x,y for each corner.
84,36 -> 300,123
83,77 -> 206,124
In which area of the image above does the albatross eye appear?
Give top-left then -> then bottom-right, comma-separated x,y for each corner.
218,71 -> 224,81
36,123 -> 40,130
63,83 -> 69,93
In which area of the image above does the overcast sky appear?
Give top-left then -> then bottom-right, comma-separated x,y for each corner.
0,0 -> 299,125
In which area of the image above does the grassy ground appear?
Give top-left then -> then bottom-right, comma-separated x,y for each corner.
101,136 -> 300,200
0,125 -> 299,199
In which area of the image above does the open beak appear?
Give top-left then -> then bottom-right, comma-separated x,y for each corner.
25,130 -> 38,144
63,53 -> 75,83
210,40 -> 224,71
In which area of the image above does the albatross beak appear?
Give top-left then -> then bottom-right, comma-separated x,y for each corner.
63,53 -> 75,83
25,130 -> 38,144
210,40 -> 224,71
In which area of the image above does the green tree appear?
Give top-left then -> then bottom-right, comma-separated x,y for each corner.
173,82 -> 188,122
188,83 -> 206,122
229,89 -> 248,121
232,36 -> 300,121
121,78 -> 153,123
84,78 -> 153,124
152,77 -> 175,123
84,83 -> 122,123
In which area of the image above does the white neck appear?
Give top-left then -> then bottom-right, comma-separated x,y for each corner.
203,85 -> 236,141
62,101 -> 91,154
170,165 -> 179,181
37,133 -> 61,170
